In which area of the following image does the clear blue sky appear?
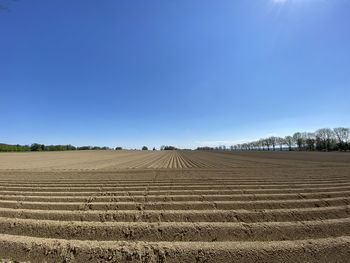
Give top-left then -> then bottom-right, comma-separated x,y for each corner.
1,0 -> 349,149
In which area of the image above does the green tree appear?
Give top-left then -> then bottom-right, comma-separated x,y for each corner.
30,143 -> 44,151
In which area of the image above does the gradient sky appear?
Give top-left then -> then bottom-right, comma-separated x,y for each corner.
1,0 -> 350,149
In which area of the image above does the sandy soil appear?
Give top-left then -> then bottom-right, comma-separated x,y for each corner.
0,150 -> 349,262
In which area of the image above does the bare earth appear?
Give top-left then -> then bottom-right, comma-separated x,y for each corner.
0,150 -> 349,262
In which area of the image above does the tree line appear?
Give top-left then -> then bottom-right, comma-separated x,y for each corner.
197,127 -> 350,152
160,145 -> 178,150
0,143 -> 176,152
0,143 -> 112,152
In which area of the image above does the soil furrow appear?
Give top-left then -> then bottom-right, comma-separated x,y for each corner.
1,150 -> 350,262
4,186 -> 350,196
0,217 -> 349,242
2,190 -> 350,202
0,234 -> 349,263
3,182 -> 350,192
0,205 -> 349,223
0,197 -> 349,210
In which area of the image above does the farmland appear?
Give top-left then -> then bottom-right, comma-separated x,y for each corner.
0,150 -> 349,262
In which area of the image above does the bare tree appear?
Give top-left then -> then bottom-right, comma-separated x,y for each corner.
323,128 -> 335,151
257,140 -> 263,151
284,136 -> 293,151
305,132 -> 316,151
334,127 -> 350,151
229,127 -> 349,152
248,142 -> 253,151
264,138 -> 272,151
258,139 -> 264,151
293,132 -> 304,151
315,128 -> 335,151
276,137 -> 285,151
252,141 -> 259,151
269,136 -> 278,151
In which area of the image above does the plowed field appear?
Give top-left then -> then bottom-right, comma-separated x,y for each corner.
0,150 -> 349,262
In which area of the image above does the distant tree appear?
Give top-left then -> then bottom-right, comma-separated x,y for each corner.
248,142 -> 253,151
254,142 -> 259,151
115,147 -> 123,150
0,143 -> 103,152
269,136 -> 278,151
254,141 -> 260,151
163,146 -> 177,150
142,146 -> 148,150
196,147 -> 215,151
305,133 -> 316,151
315,128 -> 335,151
252,142 -> 257,151
67,145 -> 77,150
293,132 -> 304,151
216,127 -> 349,153
30,143 -> 44,151
334,127 -> 350,151
0,143 -> 29,152
152,147 -> 156,151
264,138 -> 271,151
276,137 -> 285,151
284,136 -> 293,151
253,141 -> 258,151
77,146 -> 92,150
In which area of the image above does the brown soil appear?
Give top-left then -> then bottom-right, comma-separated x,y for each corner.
0,150 -> 349,262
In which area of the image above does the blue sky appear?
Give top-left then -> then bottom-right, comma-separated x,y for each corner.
1,0 -> 349,149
